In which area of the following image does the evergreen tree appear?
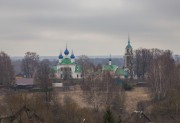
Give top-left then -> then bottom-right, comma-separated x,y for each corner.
103,106 -> 114,123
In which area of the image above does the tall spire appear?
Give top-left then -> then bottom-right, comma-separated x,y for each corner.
128,33 -> 130,44
126,33 -> 132,49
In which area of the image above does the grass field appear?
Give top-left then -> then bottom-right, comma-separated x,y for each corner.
55,86 -> 150,113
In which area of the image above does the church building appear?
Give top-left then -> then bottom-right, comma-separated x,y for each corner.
102,55 -> 129,79
102,36 -> 133,79
55,45 -> 82,79
124,35 -> 133,77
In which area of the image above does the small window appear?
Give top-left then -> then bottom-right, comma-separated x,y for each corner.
77,74 -> 79,78
61,74 -> 63,78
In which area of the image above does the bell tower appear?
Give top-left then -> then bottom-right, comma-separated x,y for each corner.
124,34 -> 133,78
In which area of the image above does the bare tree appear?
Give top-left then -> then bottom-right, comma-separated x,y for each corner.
141,49 -> 152,78
95,64 -> 102,72
134,50 -> 141,78
148,50 -> 175,100
34,59 -> 52,102
1,92 -> 53,123
77,55 -> 94,82
21,52 -> 39,78
0,51 -> 15,85
134,48 -> 153,79
82,75 -> 103,111
82,71 -> 125,112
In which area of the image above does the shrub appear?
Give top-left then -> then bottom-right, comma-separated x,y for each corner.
122,81 -> 133,91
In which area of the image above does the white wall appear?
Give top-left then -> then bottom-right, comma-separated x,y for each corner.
56,64 -> 82,79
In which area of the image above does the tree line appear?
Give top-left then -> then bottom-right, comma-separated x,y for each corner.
0,48 -> 180,123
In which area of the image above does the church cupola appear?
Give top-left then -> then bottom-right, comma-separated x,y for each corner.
70,50 -> 75,59
64,44 -> 70,59
70,50 -> 75,62
126,35 -> 132,49
109,54 -> 112,65
125,34 -> 133,55
64,48 -> 69,55
126,40 -> 132,49
64,44 -> 69,56
58,50 -> 63,63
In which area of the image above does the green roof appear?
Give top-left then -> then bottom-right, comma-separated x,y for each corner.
59,58 -> 75,65
126,41 -> 132,49
126,44 -> 132,49
115,68 -> 128,76
102,65 -> 118,71
75,65 -> 82,73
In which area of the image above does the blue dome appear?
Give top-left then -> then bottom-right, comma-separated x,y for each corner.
70,54 -> 75,59
59,54 -> 63,59
64,48 -> 69,55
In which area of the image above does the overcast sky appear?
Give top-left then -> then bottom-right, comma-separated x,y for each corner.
0,0 -> 180,56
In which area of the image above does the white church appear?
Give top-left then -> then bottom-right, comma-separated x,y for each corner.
55,46 -> 82,79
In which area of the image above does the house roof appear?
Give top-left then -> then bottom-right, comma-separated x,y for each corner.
115,68 -> 128,76
55,57 -> 82,73
59,58 -> 75,65
102,65 -> 118,71
16,78 -> 34,85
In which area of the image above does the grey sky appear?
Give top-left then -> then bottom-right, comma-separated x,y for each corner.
0,0 -> 180,56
